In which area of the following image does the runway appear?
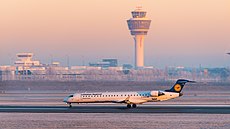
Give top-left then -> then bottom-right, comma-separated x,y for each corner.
0,105 -> 229,114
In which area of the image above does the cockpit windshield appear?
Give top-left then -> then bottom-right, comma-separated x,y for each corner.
68,95 -> 74,98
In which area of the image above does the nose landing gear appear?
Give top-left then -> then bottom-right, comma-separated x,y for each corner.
67,103 -> 72,108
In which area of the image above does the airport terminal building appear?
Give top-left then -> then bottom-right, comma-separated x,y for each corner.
0,53 -> 229,82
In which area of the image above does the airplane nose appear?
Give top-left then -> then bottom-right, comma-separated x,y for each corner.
63,97 -> 69,103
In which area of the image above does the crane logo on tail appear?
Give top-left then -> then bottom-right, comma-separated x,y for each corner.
174,84 -> 182,92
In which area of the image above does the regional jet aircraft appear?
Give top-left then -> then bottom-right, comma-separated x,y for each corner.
63,79 -> 195,108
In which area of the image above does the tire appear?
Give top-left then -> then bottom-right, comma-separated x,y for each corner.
127,104 -> 131,108
132,104 -> 137,108
68,103 -> 72,108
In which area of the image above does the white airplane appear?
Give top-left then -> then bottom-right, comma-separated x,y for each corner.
63,79 -> 195,108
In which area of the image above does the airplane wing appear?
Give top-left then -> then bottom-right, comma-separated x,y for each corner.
128,98 -> 148,104
112,96 -> 148,104
112,96 -> 130,103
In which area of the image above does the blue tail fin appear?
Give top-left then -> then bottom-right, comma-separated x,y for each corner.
165,79 -> 195,93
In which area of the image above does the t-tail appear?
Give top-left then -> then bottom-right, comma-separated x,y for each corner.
165,79 -> 196,93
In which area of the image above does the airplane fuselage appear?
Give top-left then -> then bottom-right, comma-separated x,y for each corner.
64,91 -> 181,105
63,79 -> 193,108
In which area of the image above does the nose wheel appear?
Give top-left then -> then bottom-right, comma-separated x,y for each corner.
68,103 -> 72,108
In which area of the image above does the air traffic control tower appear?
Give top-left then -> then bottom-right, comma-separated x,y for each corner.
127,7 -> 151,69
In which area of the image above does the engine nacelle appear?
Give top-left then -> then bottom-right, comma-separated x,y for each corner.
150,91 -> 165,97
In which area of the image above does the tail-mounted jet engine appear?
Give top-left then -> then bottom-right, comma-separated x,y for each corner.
150,91 -> 165,97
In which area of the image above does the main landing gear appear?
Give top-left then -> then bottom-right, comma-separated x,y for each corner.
127,104 -> 137,108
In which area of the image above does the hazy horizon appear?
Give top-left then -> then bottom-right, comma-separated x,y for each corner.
1,0 -> 230,68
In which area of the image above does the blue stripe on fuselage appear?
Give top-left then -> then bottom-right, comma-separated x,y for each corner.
137,91 -> 151,96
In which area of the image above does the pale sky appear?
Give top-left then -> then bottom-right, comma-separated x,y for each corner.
0,0 -> 230,68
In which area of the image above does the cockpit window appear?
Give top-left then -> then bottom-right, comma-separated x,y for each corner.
69,95 -> 74,97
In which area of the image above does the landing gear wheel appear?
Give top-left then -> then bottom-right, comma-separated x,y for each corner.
68,103 -> 72,108
132,104 -> 137,108
127,104 -> 131,108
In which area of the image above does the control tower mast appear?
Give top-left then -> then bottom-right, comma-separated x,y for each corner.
127,7 -> 151,69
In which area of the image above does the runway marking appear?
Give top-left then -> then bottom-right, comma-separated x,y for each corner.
0,105 -> 229,114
